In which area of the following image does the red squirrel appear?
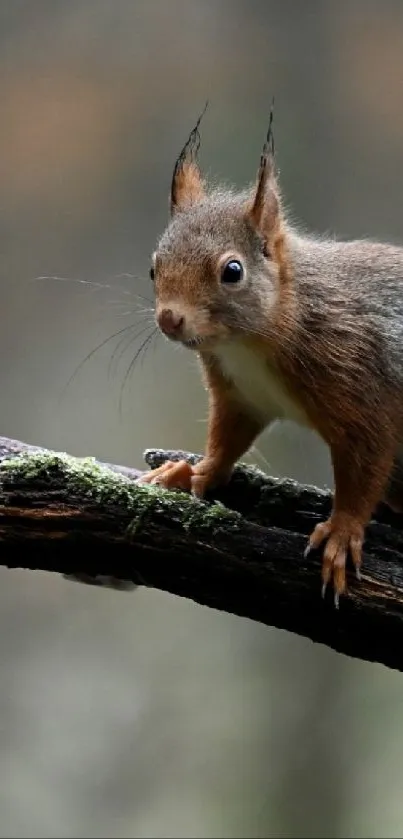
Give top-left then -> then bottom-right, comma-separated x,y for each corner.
138,104 -> 403,606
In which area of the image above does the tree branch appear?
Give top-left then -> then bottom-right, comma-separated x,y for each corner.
0,435 -> 403,671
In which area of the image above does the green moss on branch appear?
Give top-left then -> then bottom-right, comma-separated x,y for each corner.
2,438 -> 403,672
0,450 -> 239,537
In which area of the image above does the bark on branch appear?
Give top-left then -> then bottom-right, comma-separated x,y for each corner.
0,435 -> 403,671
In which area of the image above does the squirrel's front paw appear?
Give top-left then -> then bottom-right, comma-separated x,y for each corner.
137,459 -> 193,491
305,514 -> 364,607
137,458 -> 231,498
190,460 -> 232,498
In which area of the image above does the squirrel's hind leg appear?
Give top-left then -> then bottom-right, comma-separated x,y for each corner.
383,453 -> 403,513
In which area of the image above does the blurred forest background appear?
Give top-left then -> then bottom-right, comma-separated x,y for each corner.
1,1 -> 403,836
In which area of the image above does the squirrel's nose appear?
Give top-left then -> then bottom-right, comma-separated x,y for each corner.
157,308 -> 184,337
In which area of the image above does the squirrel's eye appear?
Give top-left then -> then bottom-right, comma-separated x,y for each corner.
149,266 -> 155,282
221,259 -> 243,284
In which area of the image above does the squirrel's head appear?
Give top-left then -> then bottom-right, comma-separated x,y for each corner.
151,103 -> 287,351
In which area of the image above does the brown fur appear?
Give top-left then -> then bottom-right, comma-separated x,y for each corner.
191,353 -> 265,496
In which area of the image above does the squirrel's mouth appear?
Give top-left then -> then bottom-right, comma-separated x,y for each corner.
182,336 -> 206,349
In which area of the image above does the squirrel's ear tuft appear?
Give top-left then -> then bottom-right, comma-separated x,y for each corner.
170,103 -> 208,215
248,100 -> 282,247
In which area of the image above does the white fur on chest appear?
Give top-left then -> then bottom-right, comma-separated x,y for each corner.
213,342 -> 309,426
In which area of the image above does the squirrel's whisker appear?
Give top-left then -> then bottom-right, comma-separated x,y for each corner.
118,328 -> 159,416
108,321 -> 155,379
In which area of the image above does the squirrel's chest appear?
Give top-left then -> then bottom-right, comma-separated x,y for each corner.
213,343 -> 309,426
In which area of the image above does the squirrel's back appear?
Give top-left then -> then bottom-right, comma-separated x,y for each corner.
285,232 -> 403,396
290,232 -> 403,311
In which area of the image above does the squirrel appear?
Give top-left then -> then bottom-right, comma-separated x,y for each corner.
138,103 -> 403,607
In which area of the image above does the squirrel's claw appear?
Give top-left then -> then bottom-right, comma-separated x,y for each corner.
320,580 -> 339,608
306,515 -> 364,607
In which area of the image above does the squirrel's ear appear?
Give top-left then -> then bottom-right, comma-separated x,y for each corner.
248,102 -> 282,248
170,159 -> 204,215
170,104 -> 208,215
